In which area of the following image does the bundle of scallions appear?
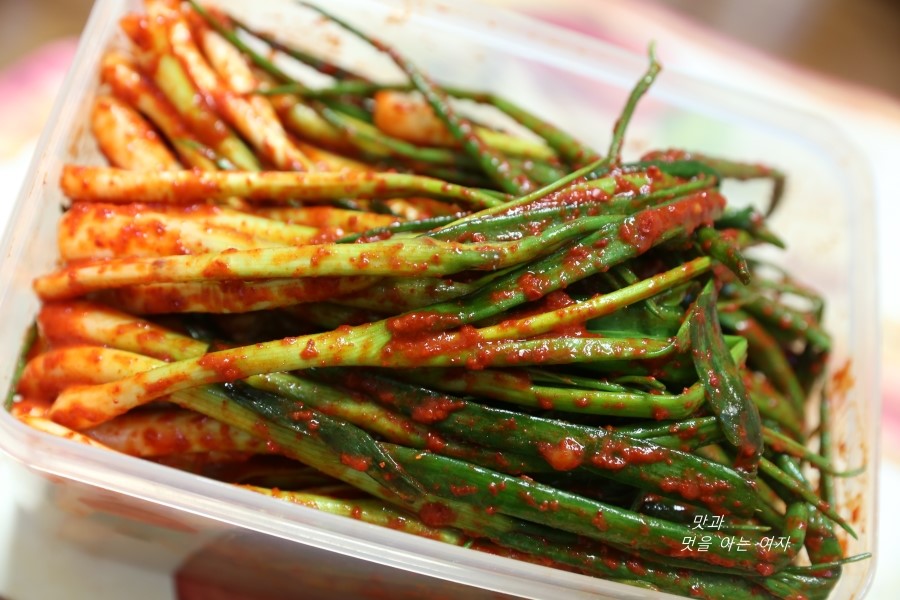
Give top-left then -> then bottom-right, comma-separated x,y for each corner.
7,1 -> 868,598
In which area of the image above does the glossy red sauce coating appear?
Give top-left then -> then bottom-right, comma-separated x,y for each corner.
339,453 -> 372,472
418,502 -> 456,528
119,14 -> 152,52
658,469 -> 734,507
562,244 -> 592,272
652,406 -> 671,421
382,325 -> 483,367
537,499 -> 560,513
424,432 -> 446,452
537,437 -> 585,471
36,302 -> 94,348
517,272 -> 552,301
9,397 -> 52,418
356,229 -> 395,243
449,483 -> 478,497
592,510 -> 609,531
492,290 -> 575,331
619,191 -> 725,254
670,421 -> 700,441
613,176 -> 642,196
289,409 -> 315,423
109,276 -> 365,314
410,396 -> 466,424
589,438 -> 672,472
385,311 -> 461,336
197,353 -> 244,382
141,424 -> 191,455
456,231 -> 487,244
514,186 -> 609,217
19,346 -> 129,400
488,288 -> 517,304
49,395 -> 109,430
103,56 -> 205,151
517,491 -> 538,508
624,560 -> 647,577
488,481 -> 506,496
300,340 -> 319,359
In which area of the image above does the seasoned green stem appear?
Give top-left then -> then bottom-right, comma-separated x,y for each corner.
691,280 -> 763,472
244,487 -> 466,545
605,44 -> 661,167
261,81 -> 597,167
301,3 -> 535,194
35,215 -> 609,299
59,165 -> 503,208
388,445 -> 786,575
697,227 -> 751,284
324,369 -> 781,524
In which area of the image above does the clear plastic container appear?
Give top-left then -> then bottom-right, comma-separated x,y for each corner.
0,0 -> 879,598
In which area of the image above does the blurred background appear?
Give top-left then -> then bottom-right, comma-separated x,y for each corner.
660,0 -> 900,99
2,0 -> 898,97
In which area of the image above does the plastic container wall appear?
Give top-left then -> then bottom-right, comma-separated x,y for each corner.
0,0 -> 878,598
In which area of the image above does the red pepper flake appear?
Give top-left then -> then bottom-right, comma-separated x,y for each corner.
385,311 -> 461,336
357,230 -> 394,243
488,481 -> 506,496
652,406 -> 671,420
197,353 -> 243,381
614,175 -> 640,195
563,244 -> 592,270
672,422 -> 699,440
489,289 -> 517,303
449,483 -> 478,497
517,272 -> 551,301
340,453 -> 372,472
537,437 -> 585,471
658,469 -> 733,508
457,231 -> 487,243
537,396 -> 555,410
625,560 -> 647,577
518,491 -> 538,507
410,396 -> 466,424
424,432 -> 446,452
601,556 -> 620,570
590,438 -> 671,470
290,409 -> 315,422
619,191 -> 725,254
538,500 -> 560,512
296,339 -> 318,359
382,325 -> 483,367
592,510 -> 609,531
418,502 -> 456,527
